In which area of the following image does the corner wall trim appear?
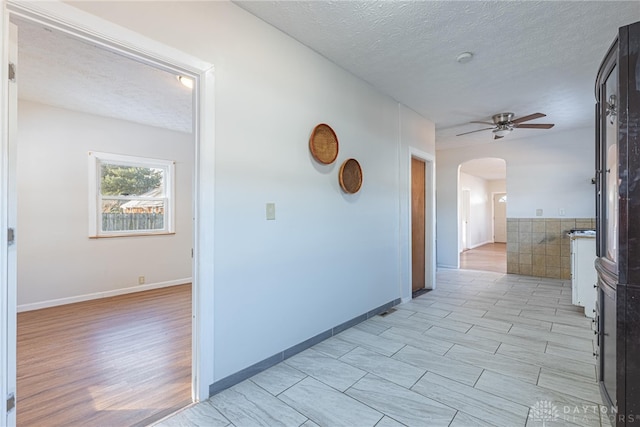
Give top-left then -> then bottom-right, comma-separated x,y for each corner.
208,297 -> 401,396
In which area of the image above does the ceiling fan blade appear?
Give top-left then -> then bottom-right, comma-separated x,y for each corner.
456,127 -> 495,136
470,121 -> 495,125
512,113 -> 546,124
494,134 -> 504,140
515,123 -> 555,129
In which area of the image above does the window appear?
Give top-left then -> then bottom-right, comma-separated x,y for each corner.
88,152 -> 175,237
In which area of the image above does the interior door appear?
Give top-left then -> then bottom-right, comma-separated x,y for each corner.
411,157 -> 425,293
493,193 -> 507,243
2,21 -> 18,426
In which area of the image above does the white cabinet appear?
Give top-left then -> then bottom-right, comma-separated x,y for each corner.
570,235 -> 597,318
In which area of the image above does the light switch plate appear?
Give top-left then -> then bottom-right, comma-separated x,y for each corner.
536,209 -> 543,217
266,203 -> 276,220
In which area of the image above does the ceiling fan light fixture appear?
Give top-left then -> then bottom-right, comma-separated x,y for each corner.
456,112 -> 554,138
492,127 -> 512,138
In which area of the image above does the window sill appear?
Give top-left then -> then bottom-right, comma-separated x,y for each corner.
89,231 -> 176,239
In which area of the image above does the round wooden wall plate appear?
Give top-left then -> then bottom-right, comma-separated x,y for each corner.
339,158 -> 363,194
309,123 -> 339,164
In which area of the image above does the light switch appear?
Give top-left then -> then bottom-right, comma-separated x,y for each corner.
266,203 -> 276,220
536,209 -> 543,217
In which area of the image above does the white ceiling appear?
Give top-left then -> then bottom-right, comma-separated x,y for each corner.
15,17 -> 193,134
13,2 -> 639,180
235,1 -> 639,150
460,158 -> 506,181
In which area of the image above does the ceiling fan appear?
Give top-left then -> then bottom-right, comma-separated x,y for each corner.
456,112 -> 555,140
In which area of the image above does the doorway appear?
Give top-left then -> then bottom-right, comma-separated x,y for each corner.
493,192 -> 507,243
13,16 -> 194,426
458,158 -> 507,273
2,3 -> 216,425
411,157 -> 426,294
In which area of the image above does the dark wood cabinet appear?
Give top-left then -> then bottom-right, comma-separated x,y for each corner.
595,20 -> 640,426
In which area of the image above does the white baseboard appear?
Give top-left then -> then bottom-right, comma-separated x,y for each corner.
17,278 -> 192,312
438,264 -> 458,270
468,240 -> 494,250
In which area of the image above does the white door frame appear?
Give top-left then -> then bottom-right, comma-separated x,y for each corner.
408,148 -> 436,296
461,189 -> 471,251
0,15 -> 17,426
0,2 -> 216,420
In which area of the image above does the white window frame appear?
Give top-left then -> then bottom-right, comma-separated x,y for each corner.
88,151 -> 175,238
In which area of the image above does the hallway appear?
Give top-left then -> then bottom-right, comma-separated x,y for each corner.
460,243 -> 507,273
157,269 -> 607,427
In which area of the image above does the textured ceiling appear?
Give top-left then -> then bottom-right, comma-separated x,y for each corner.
13,2 -> 640,152
15,18 -> 193,134
235,1 -> 640,150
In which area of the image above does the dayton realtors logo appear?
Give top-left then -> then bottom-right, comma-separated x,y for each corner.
530,400 -> 560,425
530,400 -> 629,424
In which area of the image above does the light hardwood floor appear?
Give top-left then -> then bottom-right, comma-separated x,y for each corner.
17,284 -> 192,427
460,242 -> 507,273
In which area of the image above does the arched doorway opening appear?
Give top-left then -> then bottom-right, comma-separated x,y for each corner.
458,158 -> 507,273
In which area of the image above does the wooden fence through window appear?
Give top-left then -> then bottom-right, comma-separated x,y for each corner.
102,213 -> 164,231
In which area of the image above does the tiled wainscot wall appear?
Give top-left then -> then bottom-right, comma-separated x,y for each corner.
507,218 -> 596,280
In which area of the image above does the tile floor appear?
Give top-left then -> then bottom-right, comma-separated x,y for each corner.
155,269 -> 612,427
